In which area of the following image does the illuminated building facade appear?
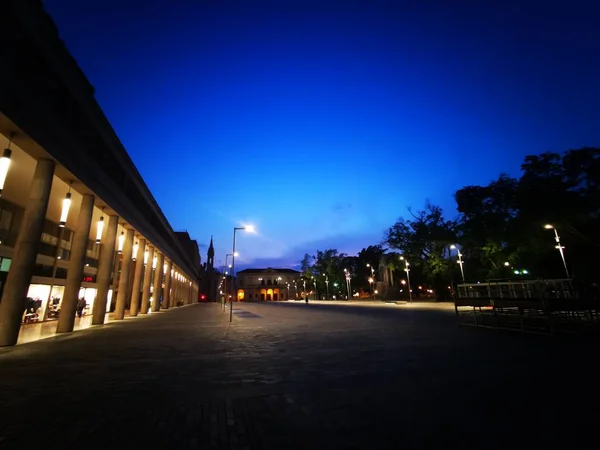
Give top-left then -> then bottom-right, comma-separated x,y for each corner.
0,0 -> 200,346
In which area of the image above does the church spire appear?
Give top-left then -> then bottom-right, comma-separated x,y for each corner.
207,235 -> 214,269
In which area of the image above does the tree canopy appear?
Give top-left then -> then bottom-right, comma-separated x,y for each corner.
300,147 -> 600,297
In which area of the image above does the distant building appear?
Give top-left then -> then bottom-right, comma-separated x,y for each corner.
174,231 -> 202,278
236,268 -> 301,301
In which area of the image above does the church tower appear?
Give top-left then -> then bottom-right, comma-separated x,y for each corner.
207,236 -> 214,270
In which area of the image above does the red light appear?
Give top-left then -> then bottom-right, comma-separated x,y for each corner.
201,295 -> 206,300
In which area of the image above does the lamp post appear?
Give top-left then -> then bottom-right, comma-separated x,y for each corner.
223,253 -> 233,311
366,263 -> 375,278
286,282 -> 290,300
230,225 -> 255,321
368,277 -> 374,298
293,280 -> 297,300
399,256 -> 412,303
544,224 -> 570,279
303,279 -> 307,303
344,268 -> 352,300
323,273 -> 329,300
311,276 -> 317,300
450,245 -> 465,282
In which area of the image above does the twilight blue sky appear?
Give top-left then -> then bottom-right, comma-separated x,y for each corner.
43,0 -> 600,270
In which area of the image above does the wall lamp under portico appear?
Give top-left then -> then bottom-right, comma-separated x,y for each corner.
144,248 -> 149,266
132,241 -> 139,261
95,208 -> 105,244
117,230 -> 125,254
59,181 -> 73,227
152,254 -> 158,269
0,132 -> 15,196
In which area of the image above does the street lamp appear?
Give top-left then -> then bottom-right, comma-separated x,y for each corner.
368,277 -> 374,298
303,278 -> 307,303
223,253 -> 234,311
366,263 -> 375,278
544,224 -> 570,278
286,282 -> 290,300
450,245 -> 465,282
323,273 -> 329,300
311,276 -> 317,300
230,225 -> 255,321
344,268 -> 352,300
399,256 -> 412,303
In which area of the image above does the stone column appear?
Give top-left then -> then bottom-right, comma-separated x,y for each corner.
129,238 -> 146,316
140,246 -> 155,314
92,215 -> 118,325
173,270 -> 180,306
114,228 -> 134,319
151,252 -> 164,312
163,258 -> 172,309
0,159 -> 55,346
57,194 -> 95,333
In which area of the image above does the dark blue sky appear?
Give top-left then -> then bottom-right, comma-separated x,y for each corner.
43,0 -> 600,270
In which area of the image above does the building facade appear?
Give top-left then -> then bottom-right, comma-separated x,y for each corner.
236,268 -> 301,301
0,0 -> 200,346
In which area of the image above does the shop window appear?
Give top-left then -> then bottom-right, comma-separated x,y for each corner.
0,257 -> 11,272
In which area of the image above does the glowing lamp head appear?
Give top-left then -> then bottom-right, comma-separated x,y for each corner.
163,263 -> 168,274
117,231 -> 125,254
132,241 -> 139,260
233,252 -> 239,257
144,249 -> 149,265
95,216 -> 104,244
244,225 -> 255,233
0,148 -> 12,195
59,192 -> 72,227
544,224 -> 554,229
152,255 -> 157,269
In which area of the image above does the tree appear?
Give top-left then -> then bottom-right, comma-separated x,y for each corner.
455,174 -> 520,279
300,253 -> 312,278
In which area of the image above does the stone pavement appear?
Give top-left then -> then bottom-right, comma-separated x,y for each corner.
0,301 -> 598,449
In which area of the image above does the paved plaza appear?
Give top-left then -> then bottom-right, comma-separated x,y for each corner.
0,301 -> 598,449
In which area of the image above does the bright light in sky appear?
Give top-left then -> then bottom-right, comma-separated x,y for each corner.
43,0 -> 600,271
243,225 -> 255,234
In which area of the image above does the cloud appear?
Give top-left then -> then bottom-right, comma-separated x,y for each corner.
235,230 -> 385,271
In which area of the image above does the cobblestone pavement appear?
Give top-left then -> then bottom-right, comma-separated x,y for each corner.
0,301 -> 598,450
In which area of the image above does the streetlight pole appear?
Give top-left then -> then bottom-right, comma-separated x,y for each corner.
545,224 -> 570,278
344,268 -> 352,300
312,276 -> 317,300
450,245 -> 465,283
324,273 -> 329,300
400,256 -> 412,303
224,253 -> 233,311
230,225 -> 255,322
303,279 -> 307,303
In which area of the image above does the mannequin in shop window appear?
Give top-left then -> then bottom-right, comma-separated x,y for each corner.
22,297 -> 42,323
76,297 -> 86,318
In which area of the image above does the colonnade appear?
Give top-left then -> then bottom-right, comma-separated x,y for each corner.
0,158 -> 200,346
